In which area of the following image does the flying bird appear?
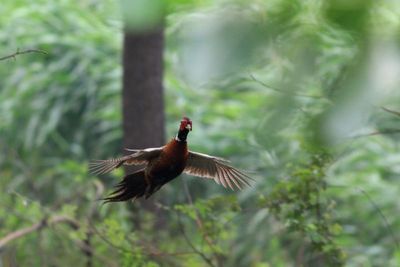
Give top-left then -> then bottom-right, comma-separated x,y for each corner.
90,117 -> 253,202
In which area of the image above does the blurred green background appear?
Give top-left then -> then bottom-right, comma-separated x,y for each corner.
1,0 -> 400,266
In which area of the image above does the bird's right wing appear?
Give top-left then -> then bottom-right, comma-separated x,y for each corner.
89,147 -> 163,175
183,151 -> 254,190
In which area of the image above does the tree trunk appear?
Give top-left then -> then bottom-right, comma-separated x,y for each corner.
122,29 -> 165,227
122,30 -> 165,155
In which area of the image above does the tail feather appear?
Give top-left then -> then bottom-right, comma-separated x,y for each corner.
103,169 -> 149,203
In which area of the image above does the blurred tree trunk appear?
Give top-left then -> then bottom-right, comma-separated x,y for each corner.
122,30 -> 165,153
122,29 -> 165,226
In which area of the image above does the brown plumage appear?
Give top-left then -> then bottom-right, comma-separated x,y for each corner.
90,117 -> 254,202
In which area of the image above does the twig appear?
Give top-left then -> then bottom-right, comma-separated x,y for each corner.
381,106 -> 400,118
176,211 -> 216,267
249,74 -> 324,99
145,247 -> 195,257
84,180 -> 104,267
89,224 -> 134,254
182,180 -> 224,267
0,49 -> 48,61
358,188 -> 400,250
349,105 -> 400,137
351,129 -> 400,138
74,239 -> 116,267
90,222 -> 194,262
49,221 -> 117,267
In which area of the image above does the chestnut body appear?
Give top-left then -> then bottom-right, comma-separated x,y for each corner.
146,139 -> 189,188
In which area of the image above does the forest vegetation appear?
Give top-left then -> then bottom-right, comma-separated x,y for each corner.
1,0 -> 400,266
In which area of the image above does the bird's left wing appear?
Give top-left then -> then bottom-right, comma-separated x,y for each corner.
183,151 -> 254,190
89,147 -> 163,175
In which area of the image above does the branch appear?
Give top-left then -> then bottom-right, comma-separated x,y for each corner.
183,182 -> 217,248
381,106 -> 400,118
84,180 -> 104,267
249,74 -> 324,99
358,188 -> 400,250
0,215 -> 79,249
352,129 -> 400,138
0,210 -> 119,267
90,220 -> 193,264
48,219 -> 117,267
0,49 -> 48,61
176,211 -> 216,267
182,181 -> 224,267
73,238 -> 117,267
88,222 -> 135,254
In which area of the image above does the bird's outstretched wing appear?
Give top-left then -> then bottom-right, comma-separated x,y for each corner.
183,151 -> 254,190
89,147 -> 163,175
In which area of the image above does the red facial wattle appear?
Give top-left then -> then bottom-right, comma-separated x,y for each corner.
180,117 -> 192,131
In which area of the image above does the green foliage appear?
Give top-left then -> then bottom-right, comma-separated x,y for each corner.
266,153 -> 345,266
1,0 -> 400,266
0,0 -> 122,161
175,195 -> 240,250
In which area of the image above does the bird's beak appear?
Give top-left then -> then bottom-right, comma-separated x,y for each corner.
186,124 -> 192,131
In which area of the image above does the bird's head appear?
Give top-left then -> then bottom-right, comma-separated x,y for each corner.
179,117 -> 192,131
176,117 -> 192,142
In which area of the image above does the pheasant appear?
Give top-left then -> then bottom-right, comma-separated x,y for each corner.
90,117 -> 253,202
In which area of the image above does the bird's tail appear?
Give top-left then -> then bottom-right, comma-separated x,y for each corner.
103,169 -> 149,203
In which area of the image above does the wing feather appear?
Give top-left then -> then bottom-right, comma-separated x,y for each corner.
89,147 -> 163,175
218,168 -> 227,188
221,167 -> 234,190
183,151 -> 254,190
228,167 -> 253,187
